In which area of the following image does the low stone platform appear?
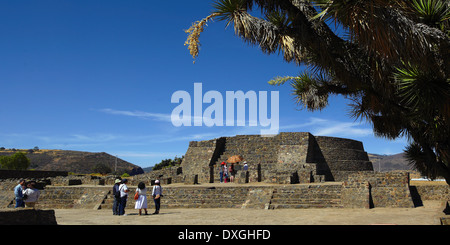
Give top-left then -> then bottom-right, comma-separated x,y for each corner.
2,174 -> 449,212
0,209 -> 57,225
3,181 -> 410,211
100,182 -> 349,210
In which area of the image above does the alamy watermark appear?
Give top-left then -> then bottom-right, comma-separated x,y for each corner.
171,83 -> 279,135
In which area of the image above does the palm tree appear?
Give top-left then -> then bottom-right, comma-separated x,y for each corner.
185,0 -> 450,185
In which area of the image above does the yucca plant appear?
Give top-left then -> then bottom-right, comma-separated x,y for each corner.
185,0 -> 450,185
411,0 -> 450,30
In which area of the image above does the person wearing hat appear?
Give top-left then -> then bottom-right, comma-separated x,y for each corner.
151,180 -> 163,214
243,161 -> 248,171
112,179 -> 121,215
118,179 -> 130,216
219,162 -> 225,183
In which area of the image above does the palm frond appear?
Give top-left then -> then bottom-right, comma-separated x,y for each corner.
290,72 -> 330,111
394,62 -> 450,119
212,0 -> 247,27
405,142 -> 440,179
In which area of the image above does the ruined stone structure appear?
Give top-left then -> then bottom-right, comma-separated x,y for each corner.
180,132 -> 373,184
0,132 -> 448,219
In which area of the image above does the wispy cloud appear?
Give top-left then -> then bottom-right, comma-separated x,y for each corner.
313,122 -> 372,137
99,108 -> 172,122
280,118 -> 328,130
280,117 -> 373,138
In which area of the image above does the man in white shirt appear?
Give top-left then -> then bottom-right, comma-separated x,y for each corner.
152,180 -> 163,214
118,179 -> 129,215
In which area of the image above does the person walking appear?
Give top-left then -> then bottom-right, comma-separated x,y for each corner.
112,179 -> 121,215
152,180 -> 163,214
135,182 -> 148,215
14,179 -> 26,208
118,179 -> 129,216
22,181 -> 40,208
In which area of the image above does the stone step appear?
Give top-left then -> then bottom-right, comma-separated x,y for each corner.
269,203 -> 344,209
99,198 -> 247,210
161,203 -> 243,209
271,193 -> 341,200
270,198 -> 342,205
161,199 -> 246,205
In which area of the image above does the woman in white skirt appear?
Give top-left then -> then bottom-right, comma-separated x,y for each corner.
135,182 -> 148,215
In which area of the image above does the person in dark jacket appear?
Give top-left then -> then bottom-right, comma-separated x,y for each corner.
112,179 -> 121,215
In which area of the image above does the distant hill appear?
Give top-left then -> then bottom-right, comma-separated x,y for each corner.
368,153 -> 412,172
0,149 -> 144,175
142,166 -> 153,173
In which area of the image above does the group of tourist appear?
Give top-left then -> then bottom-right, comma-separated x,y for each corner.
112,178 -> 163,216
14,179 -> 40,208
219,161 -> 248,183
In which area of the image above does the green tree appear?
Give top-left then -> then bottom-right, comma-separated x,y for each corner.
0,152 -> 31,170
153,155 -> 184,171
185,0 -> 450,184
0,156 -> 12,169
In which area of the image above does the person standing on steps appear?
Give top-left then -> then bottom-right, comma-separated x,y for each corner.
229,163 -> 236,183
219,162 -> 225,183
152,180 -> 163,214
243,161 -> 248,171
223,163 -> 228,183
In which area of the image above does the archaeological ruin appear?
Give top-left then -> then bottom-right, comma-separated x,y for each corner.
0,132 -> 449,223
180,132 -> 374,184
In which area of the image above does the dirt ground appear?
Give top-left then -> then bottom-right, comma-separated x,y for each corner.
54,200 -> 444,225
53,181 -> 448,225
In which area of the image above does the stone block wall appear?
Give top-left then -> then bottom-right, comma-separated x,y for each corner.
134,166 -> 184,185
341,180 -> 371,208
414,185 -> 450,201
0,170 -> 68,179
346,172 -> 414,208
0,180 -> 17,208
35,186 -> 110,209
0,209 -> 57,225
312,136 -> 373,181
181,139 -> 219,183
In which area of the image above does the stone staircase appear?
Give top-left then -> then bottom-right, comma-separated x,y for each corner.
36,186 -> 109,209
160,186 -> 251,209
96,184 -> 345,211
213,135 -> 279,183
268,184 -> 344,209
98,189 -> 139,210
98,186 -> 252,210
98,191 -> 115,210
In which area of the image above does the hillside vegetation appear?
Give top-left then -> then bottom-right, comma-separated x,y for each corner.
0,149 -> 143,175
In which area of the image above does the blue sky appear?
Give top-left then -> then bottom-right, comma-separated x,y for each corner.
0,1 -> 407,168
